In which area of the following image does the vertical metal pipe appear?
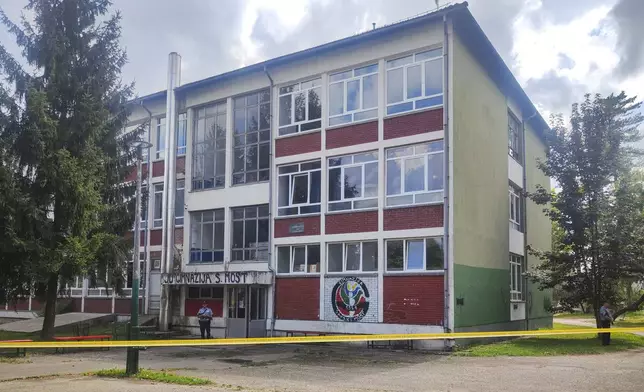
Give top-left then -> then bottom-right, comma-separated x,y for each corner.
139,101 -> 153,315
263,66 -> 276,336
442,14 -> 453,347
159,52 -> 181,331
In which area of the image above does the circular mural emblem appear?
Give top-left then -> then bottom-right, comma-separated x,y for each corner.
331,277 -> 370,322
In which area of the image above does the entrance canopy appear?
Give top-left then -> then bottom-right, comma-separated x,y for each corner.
161,271 -> 272,286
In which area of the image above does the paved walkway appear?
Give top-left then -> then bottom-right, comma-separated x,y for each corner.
556,317 -> 644,336
0,313 -> 110,333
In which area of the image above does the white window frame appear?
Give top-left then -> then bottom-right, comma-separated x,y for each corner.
328,151 -> 378,212
231,204 -> 270,262
385,237 -> 444,272
192,102 -> 227,191
278,78 -> 322,136
189,209 -> 225,263
509,184 -> 522,232
327,241 -> 378,273
276,244 -> 321,274
155,117 -> 166,160
510,253 -> 525,301
175,179 -> 185,226
328,64 -> 378,126
277,161 -> 322,216
386,47 -> 443,116
177,113 -> 187,156
385,141 -> 444,207
153,183 -> 163,228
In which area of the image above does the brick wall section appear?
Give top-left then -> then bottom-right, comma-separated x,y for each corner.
383,275 -> 444,325
275,131 -> 321,157
84,298 -> 113,313
150,251 -> 161,259
325,211 -> 378,234
326,121 -> 378,150
150,229 -> 163,246
125,163 -> 149,183
113,299 -> 144,315
176,156 -> 186,174
275,277 -> 320,320
124,230 -> 147,247
384,205 -> 443,231
384,108 -> 443,140
174,227 -> 183,244
152,161 -> 164,177
274,216 -> 320,238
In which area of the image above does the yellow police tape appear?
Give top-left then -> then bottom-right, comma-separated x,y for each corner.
1,327 -> 643,349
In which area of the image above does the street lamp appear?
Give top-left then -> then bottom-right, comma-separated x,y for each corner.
126,139 -> 152,375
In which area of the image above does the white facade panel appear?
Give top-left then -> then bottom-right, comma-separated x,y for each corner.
509,228 -> 525,256
508,155 -> 523,187
510,301 -> 526,321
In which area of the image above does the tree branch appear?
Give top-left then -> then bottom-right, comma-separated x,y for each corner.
613,293 -> 644,319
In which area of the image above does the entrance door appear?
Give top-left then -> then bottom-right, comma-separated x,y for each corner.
226,286 -> 268,338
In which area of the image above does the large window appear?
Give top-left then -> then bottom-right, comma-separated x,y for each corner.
386,141 -> 444,207
277,161 -> 321,216
386,237 -> 443,272
277,244 -> 321,274
140,183 -> 148,229
328,151 -> 378,211
327,241 -> 378,273
279,78 -> 322,136
175,179 -> 185,226
177,113 -> 187,156
508,111 -> 522,162
509,183 -> 522,232
192,102 -> 226,190
386,48 -> 443,115
510,253 -> 525,301
329,64 -> 378,126
189,209 -> 225,263
155,117 -> 166,159
232,205 -> 269,261
233,90 -> 271,185
153,183 -> 163,228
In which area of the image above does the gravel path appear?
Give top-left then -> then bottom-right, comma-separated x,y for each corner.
0,345 -> 643,391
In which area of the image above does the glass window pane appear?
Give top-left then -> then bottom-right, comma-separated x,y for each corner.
425,59 -> 443,97
279,95 -> 292,126
307,245 -> 320,273
329,83 -> 344,116
292,175 -> 308,204
364,162 -> 378,198
246,145 -> 258,172
354,108 -> 378,122
345,243 -> 360,271
233,147 -> 245,173
362,74 -> 378,109
387,101 -> 413,115
426,238 -> 443,270
258,218 -> 269,243
407,64 -> 422,99
386,159 -> 402,195
202,223 -> 214,250
234,109 -> 245,135
259,143 -> 270,170
232,221 -> 243,250
247,107 -> 259,132
328,243 -> 343,272
416,48 -> 442,61
346,79 -> 360,112
427,152 -> 444,191
328,167 -> 342,202
278,176 -> 290,207
387,55 -> 413,68
294,91 -> 306,122
415,95 -> 443,109
387,68 -> 404,104
404,157 -> 425,192
293,247 -> 306,272
407,240 -> 424,270
308,88 -> 322,120
309,170 -> 321,204
244,219 -> 257,249
344,166 -> 362,199
354,64 -> 378,76
277,247 -> 290,273
386,241 -> 404,271
362,242 -> 378,271
329,114 -> 351,126
329,70 -> 352,82
260,104 -> 270,129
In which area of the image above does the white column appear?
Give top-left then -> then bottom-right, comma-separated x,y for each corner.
318,72 -> 329,321
81,277 -> 87,312
377,59 -> 386,323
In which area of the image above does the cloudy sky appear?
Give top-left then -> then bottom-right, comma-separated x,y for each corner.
1,0 -> 643,121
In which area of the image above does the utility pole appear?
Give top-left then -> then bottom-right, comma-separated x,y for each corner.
126,139 -> 152,375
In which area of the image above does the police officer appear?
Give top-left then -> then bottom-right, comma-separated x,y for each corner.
197,301 -> 213,339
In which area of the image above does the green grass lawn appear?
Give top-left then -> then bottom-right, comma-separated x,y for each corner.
454,322 -> 644,357
88,368 -> 212,386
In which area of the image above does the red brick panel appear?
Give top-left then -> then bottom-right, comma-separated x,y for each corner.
384,205 -> 443,231
11,299 -> 30,311
274,216 -> 321,238
84,298 -> 113,313
125,163 -> 149,183
113,298 -> 144,315
384,108 -> 443,140
125,230 -> 147,247
150,251 -> 162,259
30,299 -> 43,311
275,132 -> 321,157
184,299 -> 224,317
152,161 -> 164,177
275,277 -> 320,320
176,156 -> 186,174
326,121 -> 378,150
71,298 -> 82,312
150,229 -> 163,246
174,227 -> 184,245
383,275 -> 444,325
325,211 -> 378,234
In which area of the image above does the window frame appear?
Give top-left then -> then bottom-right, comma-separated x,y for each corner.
232,90 -> 271,185
510,253 -> 525,302
277,160 -> 322,217
177,112 -> 187,156
231,204 -> 270,262
125,259 -> 146,289
188,286 -> 224,300
385,47 -> 444,116
189,209 -> 225,264
278,77 -> 322,136
276,244 -> 321,275
385,141 -> 444,207
192,101 -> 227,191
153,183 -> 163,228
509,183 -> 523,232
326,241 -> 378,273
385,237 -> 444,273
139,182 -> 148,229
328,151 -> 379,212
155,117 -> 166,160
508,111 -> 523,163
328,64 -> 379,127
175,179 -> 185,226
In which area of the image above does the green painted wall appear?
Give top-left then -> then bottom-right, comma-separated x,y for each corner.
454,264 -> 510,328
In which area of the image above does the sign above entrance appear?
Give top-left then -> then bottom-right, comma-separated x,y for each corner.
161,271 -> 272,286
